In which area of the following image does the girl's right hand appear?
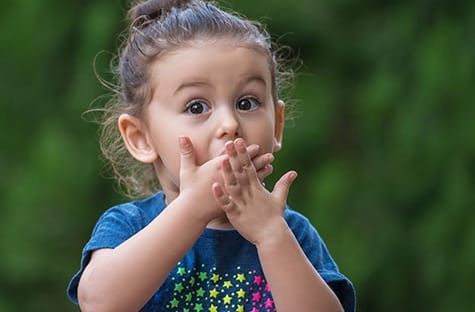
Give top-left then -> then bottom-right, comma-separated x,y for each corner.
177,136 -> 274,223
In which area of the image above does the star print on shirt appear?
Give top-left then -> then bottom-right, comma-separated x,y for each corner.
165,264 -> 276,311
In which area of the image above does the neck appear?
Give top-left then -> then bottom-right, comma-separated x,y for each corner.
161,186 -> 234,231
206,215 -> 234,230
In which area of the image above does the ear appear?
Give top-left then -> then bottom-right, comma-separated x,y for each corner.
273,100 -> 285,152
118,114 -> 157,163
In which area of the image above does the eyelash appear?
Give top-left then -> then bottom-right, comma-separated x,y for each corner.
237,96 -> 261,111
184,96 -> 261,115
184,99 -> 210,115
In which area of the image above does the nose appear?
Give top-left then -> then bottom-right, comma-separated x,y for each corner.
215,106 -> 240,139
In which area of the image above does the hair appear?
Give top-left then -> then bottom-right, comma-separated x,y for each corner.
95,0 -> 295,198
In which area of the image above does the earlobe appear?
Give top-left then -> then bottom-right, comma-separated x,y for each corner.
118,114 -> 157,163
273,100 -> 285,152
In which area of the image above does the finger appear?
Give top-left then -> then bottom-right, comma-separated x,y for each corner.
221,157 -> 238,188
235,139 -> 253,167
212,182 -> 235,212
179,136 -> 196,172
234,138 -> 258,180
256,164 -> 273,182
246,144 -> 260,159
272,171 -> 298,204
225,140 -> 243,174
252,153 -> 274,173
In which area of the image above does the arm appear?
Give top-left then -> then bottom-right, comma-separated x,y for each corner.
212,139 -> 343,312
78,193 -> 208,312
77,137 -> 274,312
256,219 -> 343,312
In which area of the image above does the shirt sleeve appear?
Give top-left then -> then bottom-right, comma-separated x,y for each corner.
285,208 -> 356,312
66,204 -> 142,304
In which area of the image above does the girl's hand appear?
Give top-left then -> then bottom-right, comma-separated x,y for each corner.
212,138 -> 297,245
178,137 -> 274,224
246,143 -> 274,182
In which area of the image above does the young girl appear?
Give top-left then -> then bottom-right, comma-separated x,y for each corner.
67,0 -> 355,311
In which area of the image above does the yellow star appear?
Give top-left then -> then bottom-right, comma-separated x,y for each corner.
211,273 -> 220,283
223,294 -> 232,304
223,281 -> 232,288
236,288 -> 245,298
208,305 -> 218,312
235,273 -> 245,282
236,305 -> 244,312
209,288 -> 219,298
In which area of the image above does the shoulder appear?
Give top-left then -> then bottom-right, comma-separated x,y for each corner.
283,205 -> 327,256
283,205 -> 318,236
92,192 -> 166,235
283,205 -> 311,224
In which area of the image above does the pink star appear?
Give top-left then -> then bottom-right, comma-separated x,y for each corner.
252,292 -> 261,302
265,283 -> 271,292
265,298 -> 274,308
254,275 -> 262,285
251,308 -> 259,312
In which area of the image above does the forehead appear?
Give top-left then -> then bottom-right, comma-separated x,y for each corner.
149,41 -> 273,90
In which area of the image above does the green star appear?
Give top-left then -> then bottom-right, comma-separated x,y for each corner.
174,283 -> 184,292
190,276 -> 196,286
194,303 -> 203,312
196,287 -> 205,297
170,298 -> 179,308
177,267 -> 186,276
185,293 -> 193,302
198,271 -> 208,281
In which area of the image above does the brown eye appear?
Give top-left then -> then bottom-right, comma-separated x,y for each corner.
237,97 -> 259,111
186,100 -> 209,114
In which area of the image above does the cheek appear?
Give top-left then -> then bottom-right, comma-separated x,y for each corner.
247,122 -> 276,153
188,137 -> 210,166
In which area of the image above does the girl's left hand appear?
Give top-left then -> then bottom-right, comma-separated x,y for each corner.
212,138 -> 297,245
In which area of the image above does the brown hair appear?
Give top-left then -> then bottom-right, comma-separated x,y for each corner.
96,0 -> 294,198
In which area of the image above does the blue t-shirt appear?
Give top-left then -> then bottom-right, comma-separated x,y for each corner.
68,192 -> 355,311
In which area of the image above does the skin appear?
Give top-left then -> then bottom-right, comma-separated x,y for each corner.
77,41 -> 343,312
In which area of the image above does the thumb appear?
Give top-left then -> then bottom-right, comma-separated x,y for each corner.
272,171 -> 297,204
179,136 -> 196,172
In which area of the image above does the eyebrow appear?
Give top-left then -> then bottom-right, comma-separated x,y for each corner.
241,75 -> 267,88
173,75 -> 267,95
173,80 -> 211,95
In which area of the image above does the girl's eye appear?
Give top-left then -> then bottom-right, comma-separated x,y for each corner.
185,100 -> 210,114
236,97 -> 260,111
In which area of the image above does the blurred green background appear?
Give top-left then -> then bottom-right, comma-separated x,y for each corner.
1,0 -> 474,311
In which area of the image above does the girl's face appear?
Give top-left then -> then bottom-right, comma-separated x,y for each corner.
139,41 -> 284,199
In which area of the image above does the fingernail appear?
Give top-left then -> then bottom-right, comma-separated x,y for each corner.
236,139 -> 245,149
226,142 -> 236,153
179,137 -> 188,147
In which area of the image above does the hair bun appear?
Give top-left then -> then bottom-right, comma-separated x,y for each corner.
129,0 -> 192,28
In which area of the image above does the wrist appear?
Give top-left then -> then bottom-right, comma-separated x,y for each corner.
254,217 -> 290,250
169,191 -> 210,228
175,189 -> 219,226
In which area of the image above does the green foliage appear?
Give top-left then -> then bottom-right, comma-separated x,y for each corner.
1,0 -> 474,310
